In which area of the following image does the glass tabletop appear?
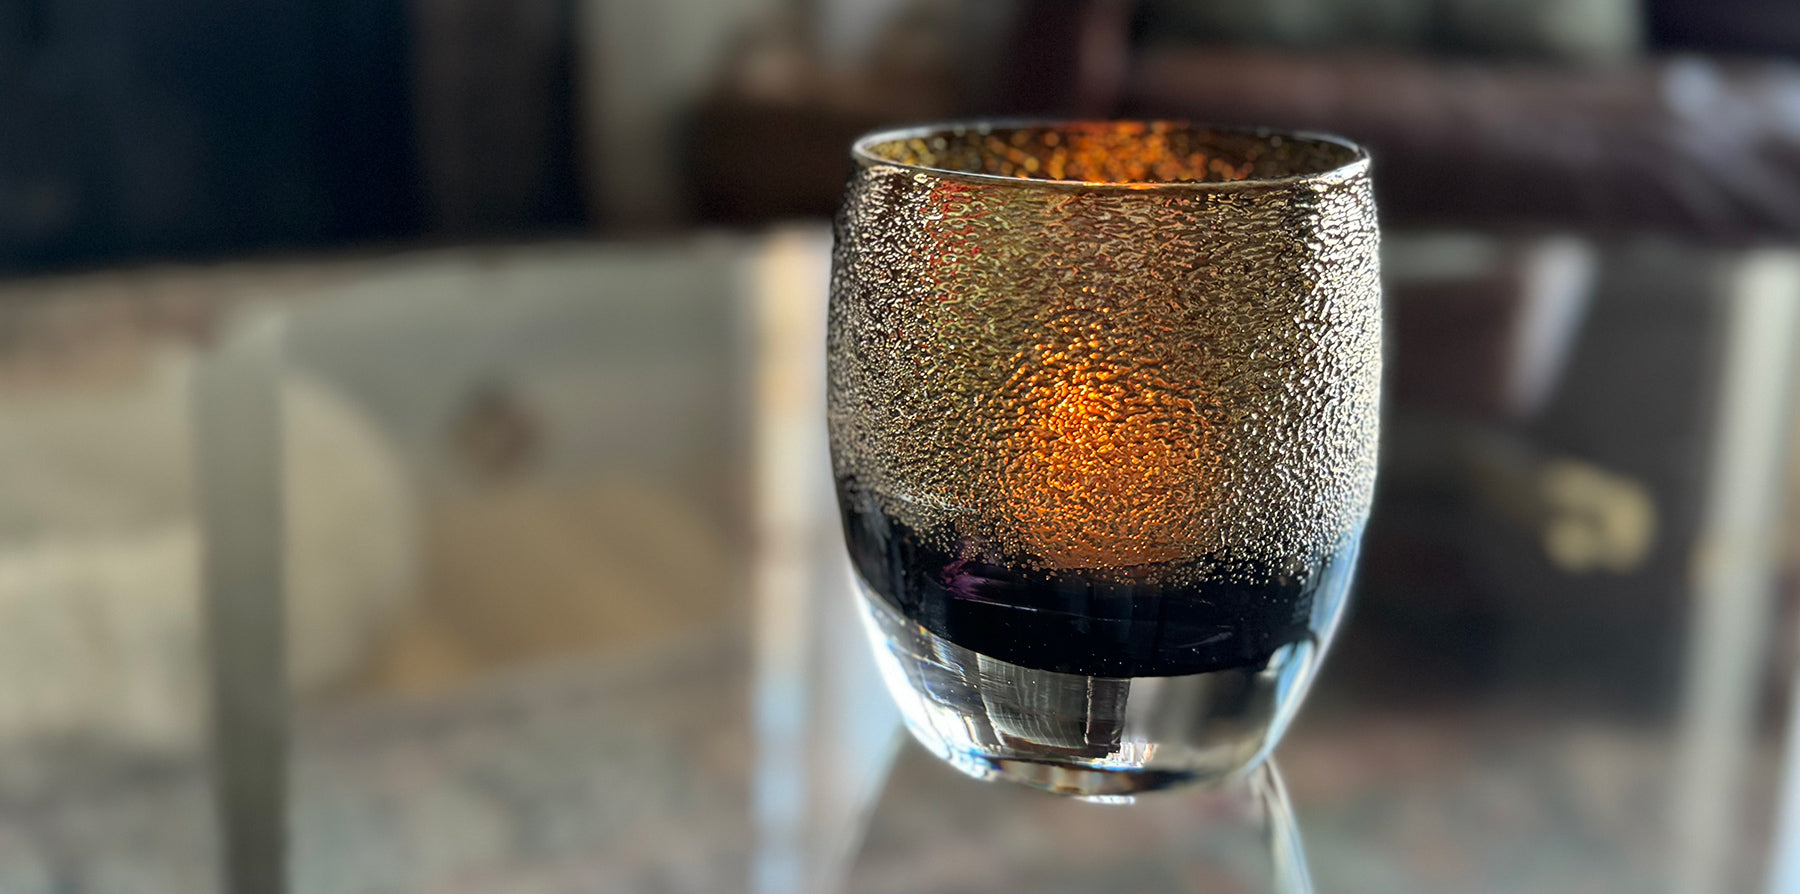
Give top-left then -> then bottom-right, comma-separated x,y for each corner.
0,228 -> 1794,893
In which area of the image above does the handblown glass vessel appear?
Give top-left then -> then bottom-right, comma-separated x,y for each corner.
828,121 -> 1380,798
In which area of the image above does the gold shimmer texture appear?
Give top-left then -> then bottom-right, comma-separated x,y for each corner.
828,122 -> 1381,581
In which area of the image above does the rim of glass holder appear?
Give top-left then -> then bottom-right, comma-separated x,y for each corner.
851,119 -> 1370,193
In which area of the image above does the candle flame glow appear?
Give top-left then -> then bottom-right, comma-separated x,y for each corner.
1005,361 -> 1206,570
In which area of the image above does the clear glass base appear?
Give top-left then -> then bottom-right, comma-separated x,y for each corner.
855,580 -> 1325,801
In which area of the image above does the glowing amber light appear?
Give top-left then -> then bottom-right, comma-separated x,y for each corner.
896,121 -> 1257,185
1005,363 -> 1206,570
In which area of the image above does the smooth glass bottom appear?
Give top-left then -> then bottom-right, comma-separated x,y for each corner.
855,579 -> 1329,800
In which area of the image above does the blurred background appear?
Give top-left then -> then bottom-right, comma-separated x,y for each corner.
5,0 -> 1800,892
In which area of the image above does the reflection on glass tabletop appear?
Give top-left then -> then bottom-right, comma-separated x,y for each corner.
0,230 -> 1791,893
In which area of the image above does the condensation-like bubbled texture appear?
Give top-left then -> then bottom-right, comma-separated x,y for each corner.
828,123 -> 1380,583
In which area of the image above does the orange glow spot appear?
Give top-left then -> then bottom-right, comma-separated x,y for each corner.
1005,369 -> 1205,569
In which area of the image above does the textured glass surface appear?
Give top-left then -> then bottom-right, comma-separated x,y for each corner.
831,121 -> 1378,594
829,121 -> 1380,795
